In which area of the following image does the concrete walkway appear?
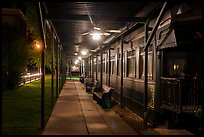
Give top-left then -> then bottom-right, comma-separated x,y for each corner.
42,81 -> 137,135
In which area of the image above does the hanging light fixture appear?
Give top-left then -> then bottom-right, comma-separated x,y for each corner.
91,32 -> 101,40
81,49 -> 88,56
78,56 -> 82,60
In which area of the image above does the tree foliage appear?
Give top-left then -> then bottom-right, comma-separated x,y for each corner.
2,2 -> 54,90
24,2 -> 42,69
2,24 -> 28,90
25,2 -> 53,70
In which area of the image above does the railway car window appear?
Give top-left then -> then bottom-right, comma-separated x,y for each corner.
127,50 -> 136,78
117,47 -> 120,76
139,52 -> 143,78
106,60 -> 109,74
148,52 -> 153,79
102,55 -> 105,73
140,51 -> 153,79
117,53 -> 121,76
103,62 -> 105,73
94,58 -> 97,75
98,56 -> 101,73
111,55 -> 115,75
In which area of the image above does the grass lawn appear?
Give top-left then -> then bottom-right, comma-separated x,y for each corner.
2,75 -> 58,135
66,77 -> 80,81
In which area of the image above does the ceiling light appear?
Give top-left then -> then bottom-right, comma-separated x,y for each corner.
94,27 -> 101,30
106,30 -> 121,33
81,49 -> 88,56
78,56 -> 82,60
75,59 -> 79,64
91,32 -> 101,40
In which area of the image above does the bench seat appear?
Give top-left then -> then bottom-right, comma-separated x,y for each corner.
93,84 -> 113,108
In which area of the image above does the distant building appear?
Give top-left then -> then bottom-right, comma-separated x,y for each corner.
2,3 -> 27,89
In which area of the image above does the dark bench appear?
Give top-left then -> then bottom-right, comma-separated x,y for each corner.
93,84 -> 114,108
84,78 -> 94,92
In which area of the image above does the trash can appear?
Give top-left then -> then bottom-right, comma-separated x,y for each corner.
102,93 -> 112,108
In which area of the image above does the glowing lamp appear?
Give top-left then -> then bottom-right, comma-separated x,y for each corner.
91,32 -> 101,40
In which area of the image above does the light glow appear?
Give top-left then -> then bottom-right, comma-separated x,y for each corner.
72,66 -> 79,71
91,32 -> 101,40
33,40 -> 42,50
78,56 -> 82,60
81,50 -> 88,56
75,59 -> 79,64
36,43 -> 40,49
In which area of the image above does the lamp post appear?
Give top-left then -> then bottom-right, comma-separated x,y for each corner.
38,2 -> 46,129
78,56 -> 82,77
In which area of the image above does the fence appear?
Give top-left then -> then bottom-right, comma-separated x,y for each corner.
19,73 -> 41,86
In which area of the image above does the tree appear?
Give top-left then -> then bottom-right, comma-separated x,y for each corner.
2,2 -> 54,90
24,2 -> 42,70
2,24 -> 29,90
25,2 -> 53,72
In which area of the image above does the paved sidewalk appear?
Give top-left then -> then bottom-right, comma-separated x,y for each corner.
42,81 -> 137,135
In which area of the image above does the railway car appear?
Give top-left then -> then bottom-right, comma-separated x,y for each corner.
84,2 -> 203,134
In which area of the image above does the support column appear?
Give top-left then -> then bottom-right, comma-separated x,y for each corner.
69,59 -> 71,80
51,31 -> 55,107
108,46 -> 111,86
89,57 -> 91,77
38,2 -> 45,129
81,59 -> 84,76
153,35 -> 157,81
92,57 -> 94,82
155,51 -> 161,112
120,36 -> 124,108
100,45 -> 103,88
59,46 -> 61,92
96,55 -> 98,80
80,60 -> 82,76
105,52 -> 107,85
144,21 -> 148,128
56,43 -> 59,99
124,50 -> 128,77
59,45 -> 63,93
143,2 -> 167,128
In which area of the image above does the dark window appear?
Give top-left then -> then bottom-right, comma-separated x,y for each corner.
106,61 -> 109,74
111,55 -> 115,75
117,53 -> 121,76
127,50 -> 135,78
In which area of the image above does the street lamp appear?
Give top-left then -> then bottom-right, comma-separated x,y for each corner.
36,42 -> 41,49
33,39 -> 43,51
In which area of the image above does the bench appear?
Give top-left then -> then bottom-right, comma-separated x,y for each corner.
84,78 -> 94,92
93,84 -> 114,108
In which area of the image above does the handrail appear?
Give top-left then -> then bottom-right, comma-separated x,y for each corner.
161,76 -> 202,112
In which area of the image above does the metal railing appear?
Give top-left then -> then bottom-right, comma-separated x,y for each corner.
19,73 -> 41,86
161,76 -> 202,112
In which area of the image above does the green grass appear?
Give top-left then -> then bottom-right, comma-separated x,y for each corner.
66,77 -> 80,81
2,75 -> 58,135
